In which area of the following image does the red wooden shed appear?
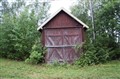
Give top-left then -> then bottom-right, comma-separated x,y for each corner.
37,8 -> 89,64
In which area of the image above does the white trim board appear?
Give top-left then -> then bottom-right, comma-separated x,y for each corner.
37,7 -> 89,30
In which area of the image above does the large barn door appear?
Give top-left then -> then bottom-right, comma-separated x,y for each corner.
62,28 -> 82,63
45,28 -> 82,63
45,29 -> 63,63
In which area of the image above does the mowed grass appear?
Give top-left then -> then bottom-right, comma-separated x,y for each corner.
0,58 -> 120,79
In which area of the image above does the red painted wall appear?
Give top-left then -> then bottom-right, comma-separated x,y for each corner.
41,10 -> 86,63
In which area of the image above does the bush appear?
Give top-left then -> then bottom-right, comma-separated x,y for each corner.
94,35 -> 120,60
25,41 -> 46,64
109,48 -> 120,60
75,42 -> 110,67
0,11 -> 39,60
75,35 -> 120,67
25,51 -> 42,64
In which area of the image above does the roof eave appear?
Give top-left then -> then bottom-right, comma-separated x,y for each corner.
37,8 -> 89,31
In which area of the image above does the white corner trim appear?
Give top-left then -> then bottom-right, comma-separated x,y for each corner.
37,7 -> 89,31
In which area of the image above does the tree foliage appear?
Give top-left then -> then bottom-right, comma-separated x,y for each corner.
0,0 -> 50,62
25,40 -> 46,64
71,0 -> 120,66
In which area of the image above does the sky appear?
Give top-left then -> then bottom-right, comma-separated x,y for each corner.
49,0 -> 77,14
7,0 -> 77,14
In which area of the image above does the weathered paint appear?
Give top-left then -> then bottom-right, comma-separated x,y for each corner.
41,11 -> 86,63
44,11 -> 83,29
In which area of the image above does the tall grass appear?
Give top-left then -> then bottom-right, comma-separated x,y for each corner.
0,58 -> 120,79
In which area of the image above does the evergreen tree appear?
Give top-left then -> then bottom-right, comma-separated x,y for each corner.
0,0 -> 50,61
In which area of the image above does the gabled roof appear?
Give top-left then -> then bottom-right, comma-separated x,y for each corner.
37,8 -> 89,30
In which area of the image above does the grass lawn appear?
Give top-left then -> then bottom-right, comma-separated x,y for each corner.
0,58 -> 120,79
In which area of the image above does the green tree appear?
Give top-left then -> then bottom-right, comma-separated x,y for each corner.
95,0 -> 120,59
71,0 -> 120,66
0,0 -> 50,61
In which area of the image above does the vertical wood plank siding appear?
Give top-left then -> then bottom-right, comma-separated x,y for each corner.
41,11 -> 86,63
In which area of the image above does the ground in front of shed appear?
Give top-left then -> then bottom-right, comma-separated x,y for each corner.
0,58 -> 120,79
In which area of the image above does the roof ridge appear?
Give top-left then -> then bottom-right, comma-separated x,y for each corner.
37,7 -> 89,31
